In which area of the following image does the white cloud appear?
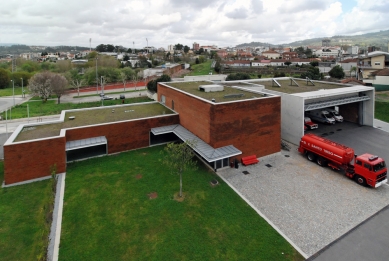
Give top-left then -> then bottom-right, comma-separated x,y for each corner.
0,0 -> 388,48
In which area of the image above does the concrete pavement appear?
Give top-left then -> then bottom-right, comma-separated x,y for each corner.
308,119 -> 389,261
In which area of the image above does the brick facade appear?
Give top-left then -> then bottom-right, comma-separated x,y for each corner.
4,115 -> 179,185
158,83 -> 281,159
4,137 -> 66,185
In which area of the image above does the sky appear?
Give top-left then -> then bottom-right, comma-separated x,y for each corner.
1,0 -> 389,49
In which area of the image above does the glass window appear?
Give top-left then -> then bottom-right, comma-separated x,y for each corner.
373,161 -> 386,172
355,159 -> 362,166
172,100 -> 174,110
161,95 -> 165,104
364,163 -> 371,170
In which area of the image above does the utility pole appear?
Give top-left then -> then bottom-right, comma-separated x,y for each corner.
95,57 -> 98,94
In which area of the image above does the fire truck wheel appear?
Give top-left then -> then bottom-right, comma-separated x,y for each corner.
355,175 -> 366,186
307,152 -> 316,162
316,157 -> 326,167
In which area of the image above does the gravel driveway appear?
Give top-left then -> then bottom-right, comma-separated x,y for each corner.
218,144 -> 389,257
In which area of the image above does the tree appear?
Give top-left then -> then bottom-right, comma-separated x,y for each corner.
66,69 -> 84,96
174,43 -> 183,51
226,72 -> 251,81
310,61 -> 319,67
214,60 -> 221,73
161,141 -> 198,198
301,67 -> 322,80
183,45 -> 190,54
28,71 -> 54,102
198,48 -> 204,54
284,61 -> 292,67
51,74 -> 68,104
120,71 -> 128,91
328,65 -> 345,79
0,68 -> 10,89
350,66 -> 357,77
146,74 -> 171,93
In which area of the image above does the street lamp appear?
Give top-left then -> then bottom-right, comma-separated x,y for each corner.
10,80 -> 15,106
20,78 -> 24,98
101,76 -> 104,106
95,57 -> 98,94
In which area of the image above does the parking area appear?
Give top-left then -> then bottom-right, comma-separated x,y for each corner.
218,139 -> 389,257
306,121 -> 389,161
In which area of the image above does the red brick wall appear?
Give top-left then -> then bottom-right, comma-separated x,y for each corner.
4,137 -> 66,185
4,114 -> 179,185
158,84 -> 212,143
65,115 -> 179,154
211,97 -> 281,158
158,83 -> 281,159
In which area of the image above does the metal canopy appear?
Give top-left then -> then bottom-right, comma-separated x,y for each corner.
151,124 -> 242,162
66,136 -> 107,151
305,95 -> 370,111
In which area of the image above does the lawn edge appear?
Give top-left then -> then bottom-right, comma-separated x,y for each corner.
47,173 -> 66,261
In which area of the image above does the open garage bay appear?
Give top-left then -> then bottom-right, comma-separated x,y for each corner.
218,140 -> 389,257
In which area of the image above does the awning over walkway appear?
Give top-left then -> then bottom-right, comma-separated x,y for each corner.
304,95 -> 370,111
66,136 -> 107,151
151,125 -> 242,162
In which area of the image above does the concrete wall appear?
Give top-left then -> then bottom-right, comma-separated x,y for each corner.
261,89 -> 304,145
183,75 -> 227,81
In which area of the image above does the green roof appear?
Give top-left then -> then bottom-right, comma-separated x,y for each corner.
166,81 -> 267,102
15,102 -> 175,142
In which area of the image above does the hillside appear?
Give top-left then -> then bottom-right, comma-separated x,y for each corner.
237,29 -> 389,51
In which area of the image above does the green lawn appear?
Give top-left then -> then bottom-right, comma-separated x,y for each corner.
0,97 -> 152,119
188,60 -> 213,76
0,161 -> 54,261
60,146 -> 303,261
0,86 -> 29,97
375,101 -> 389,123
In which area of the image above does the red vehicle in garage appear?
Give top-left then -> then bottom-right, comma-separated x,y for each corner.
298,133 -> 387,188
304,117 -> 318,130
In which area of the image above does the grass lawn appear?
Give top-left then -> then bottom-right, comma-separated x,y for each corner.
375,101 -> 389,123
188,60 -> 213,76
0,161 -> 54,261
0,86 -> 29,97
60,146 -> 303,261
0,97 -> 153,120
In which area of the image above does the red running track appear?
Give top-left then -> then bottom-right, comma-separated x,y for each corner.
67,80 -> 148,94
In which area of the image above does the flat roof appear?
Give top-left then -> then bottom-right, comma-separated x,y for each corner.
15,102 -> 175,142
246,78 -> 353,94
165,81 -> 269,103
293,85 -> 374,98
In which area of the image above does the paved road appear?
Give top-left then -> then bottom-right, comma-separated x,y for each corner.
309,205 -> 389,261
0,96 -> 25,115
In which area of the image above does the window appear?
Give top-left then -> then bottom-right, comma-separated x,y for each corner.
374,62 -> 381,65
172,100 -> 174,110
364,163 -> 371,170
160,95 -> 165,104
355,159 -> 362,166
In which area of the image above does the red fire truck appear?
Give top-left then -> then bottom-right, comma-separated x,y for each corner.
298,133 -> 387,188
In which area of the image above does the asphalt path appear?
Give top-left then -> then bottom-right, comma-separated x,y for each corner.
0,96 -> 25,115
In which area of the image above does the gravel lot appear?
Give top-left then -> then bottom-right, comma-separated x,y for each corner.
218,144 -> 389,257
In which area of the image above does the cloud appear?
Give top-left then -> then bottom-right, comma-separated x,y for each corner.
225,7 -> 249,19
0,0 -> 388,48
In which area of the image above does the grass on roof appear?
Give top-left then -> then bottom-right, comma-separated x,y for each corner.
0,161 -> 54,261
251,79 -> 351,94
167,81 -> 266,102
15,103 -> 175,142
1,97 -> 152,120
59,145 -> 303,261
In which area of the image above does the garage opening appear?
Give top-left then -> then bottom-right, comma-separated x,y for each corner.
66,136 -> 107,162
150,132 -> 179,146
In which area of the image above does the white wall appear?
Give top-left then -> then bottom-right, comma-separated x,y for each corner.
184,75 -> 227,81
262,89 -> 305,145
